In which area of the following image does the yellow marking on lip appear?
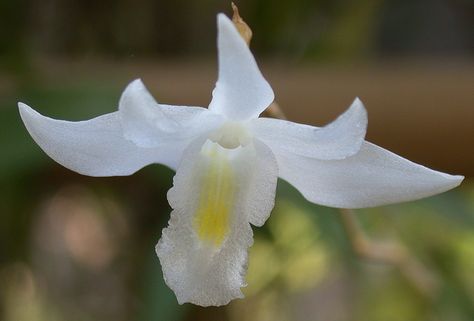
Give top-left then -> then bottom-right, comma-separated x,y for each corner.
194,145 -> 235,247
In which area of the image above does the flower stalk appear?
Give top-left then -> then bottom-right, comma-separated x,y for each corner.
339,209 -> 439,299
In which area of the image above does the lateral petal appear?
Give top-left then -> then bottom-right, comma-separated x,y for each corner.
251,98 -> 367,160
156,138 -> 278,306
208,14 -> 274,121
119,79 -> 222,148
276,141 -> 464,208
19,103 -> 187,176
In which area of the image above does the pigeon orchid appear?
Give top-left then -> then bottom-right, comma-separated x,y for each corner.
19,14 -> 463,306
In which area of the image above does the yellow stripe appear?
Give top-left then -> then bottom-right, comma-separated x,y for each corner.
194,144 -> 234,247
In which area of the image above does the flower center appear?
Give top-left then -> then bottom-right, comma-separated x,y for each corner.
209,121 -> 251,149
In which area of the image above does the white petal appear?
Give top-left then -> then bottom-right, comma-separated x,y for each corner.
208,14 -> 274,121
156,138 -> 278,306
119,79 -> 222,148
276,141 -> 464,208
251,98 -> 367,160
246,139 -> 279,227
19,103 -> 187,176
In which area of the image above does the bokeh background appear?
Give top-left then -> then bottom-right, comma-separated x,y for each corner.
1,0 -> 473,320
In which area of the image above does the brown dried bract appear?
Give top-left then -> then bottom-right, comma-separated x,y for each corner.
231,2 -> 253,45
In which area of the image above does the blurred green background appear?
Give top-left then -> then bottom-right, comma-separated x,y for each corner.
0,0 -> 473,320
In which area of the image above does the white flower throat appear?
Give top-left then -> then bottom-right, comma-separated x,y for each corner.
209,121 -> 251,149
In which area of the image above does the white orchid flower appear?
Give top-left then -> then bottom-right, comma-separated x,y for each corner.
19,14 -> 463,306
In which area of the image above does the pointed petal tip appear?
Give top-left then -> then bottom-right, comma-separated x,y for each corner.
119,78 -> 153,113
217,12 -> 231,25
18,102 -> 28,118
130,78 -> 144,87
18,102 -> 42,126
430,167 -> 464,186
345,97 -> 368,134
18,101 -> 32,115
18,102 -> 31,128
424,171 -> 464,197
445,174 -> 464,187
123,78 -> 145,95
217,13 -> 240,37
349,97 -> 367,115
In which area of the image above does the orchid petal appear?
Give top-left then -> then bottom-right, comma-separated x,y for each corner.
246,139 -> 279,226
251,98 -> 367,160
276,141 -> 464,208
208,14 -> 274,121
119,79 -> 223,148
19,103 -> 187,175
156,138 -> 278,306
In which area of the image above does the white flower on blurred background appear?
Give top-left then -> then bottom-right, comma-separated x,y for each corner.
18,14 -> 463,306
